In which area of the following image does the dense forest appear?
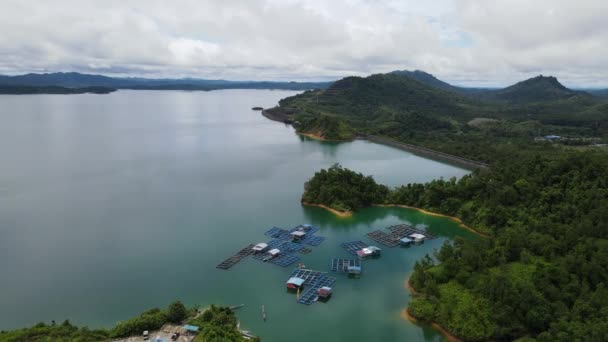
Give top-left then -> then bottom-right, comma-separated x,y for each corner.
302,150 -> 608,341
302,164 -> 388,212
404,151 -> 608,341
294,114 -> 355,140
0,302 -> 254,342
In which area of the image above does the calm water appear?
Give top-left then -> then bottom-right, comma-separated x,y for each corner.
0,90 -> 473,341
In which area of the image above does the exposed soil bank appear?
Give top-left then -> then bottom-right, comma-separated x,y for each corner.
376,204 -> 490,238
301,202 -> 352,218
297,132 -> 351,142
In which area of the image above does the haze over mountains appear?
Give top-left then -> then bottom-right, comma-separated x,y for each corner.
0,72 -> 331,91
2,70 -> 606,99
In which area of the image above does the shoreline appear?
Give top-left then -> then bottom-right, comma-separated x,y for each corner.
404,280 -> 463,342
297,131 -> 352,142
301,202 -> 352,217
302,202 -> 489,237
376,204 -> 490,238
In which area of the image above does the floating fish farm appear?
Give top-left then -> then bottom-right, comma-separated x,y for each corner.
287,269 -> 336,305
366,224 -> 436,247
216,224 -> 325,269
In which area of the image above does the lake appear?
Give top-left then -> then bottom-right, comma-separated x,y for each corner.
0,90 -> 473,341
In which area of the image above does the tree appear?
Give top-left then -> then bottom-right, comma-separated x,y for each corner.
166,301 -> 188,323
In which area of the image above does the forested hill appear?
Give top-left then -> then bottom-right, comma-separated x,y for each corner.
389,70 -> 467,93
406,151 -> 608,341
273,72 -> 608,163
481,75 -> 586,103
0,72 -> 331,91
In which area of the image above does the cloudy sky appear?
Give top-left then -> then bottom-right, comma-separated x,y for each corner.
1,0 -> 607,87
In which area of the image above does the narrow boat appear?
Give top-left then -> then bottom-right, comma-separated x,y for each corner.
261,305 -> 267,321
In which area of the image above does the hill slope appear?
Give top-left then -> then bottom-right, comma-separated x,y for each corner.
390,70 -> 463,93
484,75 -> 585,103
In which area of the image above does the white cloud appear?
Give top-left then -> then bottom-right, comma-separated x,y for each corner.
0,0 -> 607,86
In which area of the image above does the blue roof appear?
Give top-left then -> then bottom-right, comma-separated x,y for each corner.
183,324 -> 199,332
400,237 -> 413,242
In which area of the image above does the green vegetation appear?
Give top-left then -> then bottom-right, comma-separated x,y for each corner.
405,151 -> 608,341
0,320 -> 109,342
188,305 -> 259,342
302,163 -> 388,212
303,148 -> 608,340
295,114 -> 355,140
292,71 -> 608,340
0,302 -> 253,342
277,72 -> 608,163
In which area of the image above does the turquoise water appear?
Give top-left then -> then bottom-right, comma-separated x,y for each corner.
0,90 -> 473,341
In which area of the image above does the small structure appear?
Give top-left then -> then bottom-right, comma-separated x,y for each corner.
183,325 -> 199,335
317,286 -> 332,299
252,242 -> 269,254
347,265 -> 362,275
286,277 -> 305,290
357,246 -> 382,259
263,248 -> 281,262
409,233 -> 426,244
544,135 -> 561,141
291,230 -> 306,241
399,237 -> 413,247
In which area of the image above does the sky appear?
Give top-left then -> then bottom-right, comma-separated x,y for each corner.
1,0 -> 607,87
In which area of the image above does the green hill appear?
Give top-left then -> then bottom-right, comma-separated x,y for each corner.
389,70 -> 464,93
272,72 -> 608,162
484,75 -> 585,103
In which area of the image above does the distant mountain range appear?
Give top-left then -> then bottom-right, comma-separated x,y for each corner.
389,70 -> 600,103
0,72 -> 332,91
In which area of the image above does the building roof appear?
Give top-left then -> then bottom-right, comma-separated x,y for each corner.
252,243 -> 268,251
286,277 -> 305,286
400,237 -> 413,243
291,231 -> 306,237
410,233 -> 426,240
183,324 -> 199,332
318,286 -> 332,295
347,265 -> 362,273
268,248 -> 280,255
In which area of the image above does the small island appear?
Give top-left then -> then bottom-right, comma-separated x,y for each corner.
301,163 -> 388,216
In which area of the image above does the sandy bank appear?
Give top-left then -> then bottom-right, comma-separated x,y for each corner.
297,132 -> 351,142
376,204 -> 490,238
301,202 -> 352,218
